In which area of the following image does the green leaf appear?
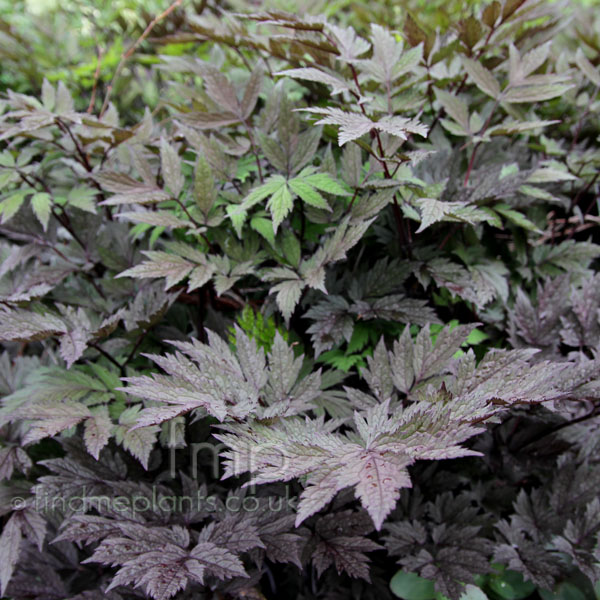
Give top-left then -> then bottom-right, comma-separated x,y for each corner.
0,151 -> 15,168
194,154 -> 216,215
268,183 -> 293,232
494,204 -> 541,233
0,190 -> 27,223
347,322 -> 370,353
466,328 -> 489,345
30,192 -> 52,231
458,587 -> 488,600
301,170 -> 350,196
280,229 -> 301,268
288,178 -> 331,210
540,583 -> 587,600
240,176 -> 287,212
488,569 -> 535,600
226,204 -> 247,238
67,186 -> 97,213
250,216 -> 276,246
390,571 -> 436,600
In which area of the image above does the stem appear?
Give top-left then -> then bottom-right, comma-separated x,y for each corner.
234,47 -> 252,72
346,187 -> 359,213
16,169 -> 52,195
174,197 -> 215,251
570,86 -> 598,151
46,244 -> 78,266
89,342 -> 125,375
87,46 -> 105,114
429,11 -> 507,134
175,197 -> 202,228
299,201 -> 306,242
51,206 -> 90,259
56,118 -> 92,172
570,171 -> 599,213
438,226 -> 455,250
56,118 -> 113,220
516,404 -> 599,451
463,99 -> 500,186
349,63 -> 411,248
243,119 -> 264,183
100,0 -> 184,118
122,329 -> 150,368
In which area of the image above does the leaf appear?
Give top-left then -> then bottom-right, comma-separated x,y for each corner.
121,330 -> 267,426
0,446 -> 32,481
494,204 -> 541,233
508,42 -> 552,84
527,167 -> 577,183
271,278 -> 303,321
359,25 -> 422,85
200,64 -> 240,115
55,80 -> 74,114
67,187 -> 97,213
280,229 -> 301,268
84,406 -> 113,460
194,154 -> 216,215
482,1 -> 501,27
311,511 -> 382,580
435,89 -> 469,132
462,58 -> 500,99
30,192 -> 52,230
0,308 -> 67,342
415,198 -> 453,232
59,326 -> 90,368
160,137 -> 184,198
390,571 -> 436,600
275,67 -> 352,95
189,541 -> 247,581
114,405 -> 160,469
540,583 -> 587,600
301,107 -> 427,145
488,119 -> 559,135
300,169 -> 350,196
0,512 -> 22,595
118,210 -> 191,229
241,63 -> 264,119
239,175 -> 287,212
341,143 -> 363,188
575,48 -> 600,86
41,78 -> 55,110
94,172 -> 150,193
250,216 -> 276,246
353,451 -> 413,530
390,326 -> 415,394
415,198 -> 491,232
268,182 -> 294,231
488,568 -> 536,600
504,83 -> 573,103
288,178 -> 330,210
0,190 -> 27,223
117,251 -> 195,289
17,400 -> 92,445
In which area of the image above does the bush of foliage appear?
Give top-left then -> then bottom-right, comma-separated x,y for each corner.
1,0 -> 600,599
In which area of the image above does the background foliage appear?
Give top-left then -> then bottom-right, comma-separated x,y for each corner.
1,0 -> 600,599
